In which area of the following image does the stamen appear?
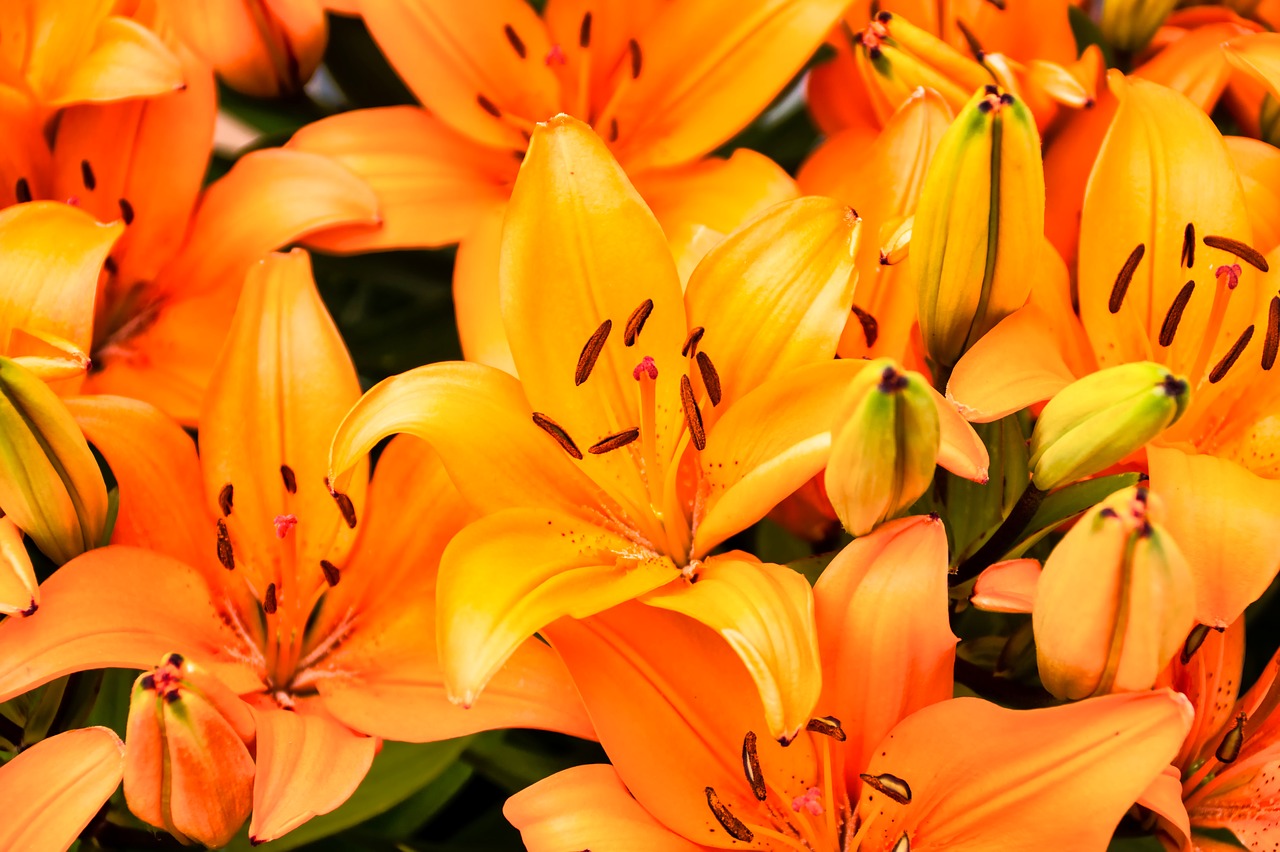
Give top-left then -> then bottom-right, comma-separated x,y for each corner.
575,319 -> 612,385
104,257 -> 118,275
741,731 -> 767,801
680,374 -> 707,450
1181,223 -> 1195,268
955,18 -> 984,59
608,118 -> 619,142
80,160 -> 96,191
1158,281 -> 1195,347
330,489 -> 358,528
695,351 -> 722,406
532,412 -> 584,459
860,772 -> 912,804
119,198 -> 135,225
1264,296 -> 1279,370
1109,244 -> 1145,314
705,787 -> 753,842
320,559 -> 341,586
589,428 -> 640,455
218,483 -> 234,516
14,178 -> 31,204
579,11 -> 592,48
1203,235 -> 1269,272
216,519 -> 235,569
806,715 -> 847,741
1216,712 -> 1247,764
1208,324 -> 1254,384
1182,623 -> 1211,665
852,305 -> 880,347
681,326 -> 705,358
503,24 -> 527,58
264,582 -> 278,614
273,514 -> 298,539
280,464 -> 297,494
624,299 -> 653,346
628,39 -> 642,78
477,94 -> 503,117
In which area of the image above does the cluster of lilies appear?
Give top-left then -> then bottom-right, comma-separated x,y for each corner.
4,0 -> 1280,849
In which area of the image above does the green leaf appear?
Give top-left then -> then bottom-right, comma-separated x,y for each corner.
363,762 -> 473,838
1010,473 -> 1141,557
754,519 -> 812,565
464,731 -> 604,794
1068,5 -> 1115,67
1107,836 -> 1166,851
84,669 -> 136,739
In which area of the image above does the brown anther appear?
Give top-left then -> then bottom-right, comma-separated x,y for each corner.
628,38 -> 642,78
104,257 -> 118,275
1263,296 -> 1279,370
216,519 -> 235,570
695,351 -> 722,406
1181,222 -> 1196,268
806,715 -> 847,741
984,0 -> 1006,8
589,428 -> 640,455
852,305 -> 880,347
119,198 -> 135,225
1109,244 -> 1145,314
218,483 -> 234,516
15,177 -> 32,204
680,374 -> 706,450
532,412 -> 583,459
1203,235 -> 1269,272
575,319 -> 612,386
263,583 -> 277,614
955,18 -> 984,59
681,326 -> 705,358
1158,281 -> 1195,347
1182,623 -> 1212,665
320,559 -> 341,586
503,24 -> 527,58
1208,324 -> 1255,384
81,160 -> 96,191
331,490 -> 358,528
477,94 -> 503,117
624,299 -> 653,346
280,465 -> 297,494
579,11 -> 592,48
608,117 -> 619,142
1216,712 -> 1248,764
705,787 -> 753,842
860,772 -> 913,804
741,731 -> 767,801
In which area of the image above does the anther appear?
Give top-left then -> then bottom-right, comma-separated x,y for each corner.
1208,325 -> 1254,384
632,355 -> 658,381
680,374 -> 706,450
119,198 -> 135,225
14,177 -> 31,204
1109,244 -> 1145,314
80,160 -> 96,191
477,94 -> 503,117
1158,281 -> 1195,347
216,519 -> 235,569
984,83 -> 999,96
263,582 -> 278,614
628,39 -> 642,78
1203,235 -> 1269,272
1263,296 -> 1279,370
705,787 -> 753,842
218,483 -> 234,516
575,319 -> 612,386
503,24 -> 527,58
579,11 -> 592,48
1182,623 -> 1211,665
681,326 -> 705,358
1181,223 -> 1196,268
280,465 -> 297,494
589,428 -> 640,455
806,715 -> 847,741
860,772 -> 912,804
955,18 -> 984,59
696,351 -> 722,406
894,833 -> 911,852
331,490 -> 358,528
608,118 -> 618,142
104,257 -> 118,275
741,732 -> 767,801
852,305 -> 880,347
624,299 -> 653,346
1216,712 -> 1247,764
273,514 -> 298,539
532,412 -> 584,459
877,10 -> 893,22
320,559 -> 341,586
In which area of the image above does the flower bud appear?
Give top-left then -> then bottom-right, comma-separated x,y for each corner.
826,359 -> 940,535
1100,0 -> 1178,53
0,357 -> 107,564
124,653 -> 256,848
1034,486 -> 1195,700
1030,362 -> 1189,490
913,86 -> 1045,370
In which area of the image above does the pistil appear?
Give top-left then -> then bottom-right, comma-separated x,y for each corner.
632,356 -> 664,513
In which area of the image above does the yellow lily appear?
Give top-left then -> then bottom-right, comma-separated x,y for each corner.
0,250 -> 592,844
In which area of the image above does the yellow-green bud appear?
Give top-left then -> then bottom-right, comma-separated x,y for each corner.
1030,362 -> 1189,490
1100,0 -> 1178,53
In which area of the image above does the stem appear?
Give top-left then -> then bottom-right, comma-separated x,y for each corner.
952,483 -> 1047,583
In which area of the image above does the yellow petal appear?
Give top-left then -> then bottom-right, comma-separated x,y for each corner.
453,202 -> 517,373
0,517 -> 38,617
46,16 -> 184,106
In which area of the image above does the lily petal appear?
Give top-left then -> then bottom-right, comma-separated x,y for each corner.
52,15 -> 184,106
0,727 -> 125,850
0,517 -> 38,617
947,306 -> 1076,423
454,202 -> 517,373
505,764 -> 703,852
1187,752 -> 1280,849
971,559 -> 1041,614
1169,618 -> 1245,770
930,387 -> 990,482
1227,135 -> 1280,255
1136,766 -> 1192,852
1134,22 -> 1254,113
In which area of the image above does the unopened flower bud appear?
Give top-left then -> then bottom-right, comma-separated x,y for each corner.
124,654 -> 256,848
1100,0 -> 1178,53
825,359 -> 940,535
1030,362 -> 1189,490
1034,487 -> 1196,700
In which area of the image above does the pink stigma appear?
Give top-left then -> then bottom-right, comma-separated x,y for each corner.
1216,263 -> 1243,289
545,44 -> 567,66
791,787 -> 824,816
273,514 -> 298,539
633,356 -> 658,380
66,196 -> 80,207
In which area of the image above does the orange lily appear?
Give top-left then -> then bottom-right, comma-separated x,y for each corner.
507,516 -> 1195,851
949,72 -> 1280,628
287,0 -> 848,369
0,250 -> 592,844
0,727 -> 126,850
327,114 -> 989,743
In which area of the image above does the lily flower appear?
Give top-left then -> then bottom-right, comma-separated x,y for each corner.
949,72 -> 1280,629
0,250 -> 592,844
286,0 -> 849,369
507,516 -> 1195,851
327,114 -> 990,744
0,727 -> 126,850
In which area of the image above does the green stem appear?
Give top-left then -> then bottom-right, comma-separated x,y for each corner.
952,483 -> 1047,583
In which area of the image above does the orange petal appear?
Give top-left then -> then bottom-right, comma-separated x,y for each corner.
247,703 -> 377,844
1224,32 -> 1280,104
1042,84 -> 1119,271
436,507 -> 676,707
806,34 -> 883,139
1168,618 -> 1245,770
1148,446 -> 1280,627
50,15 -> 184,106
542,0 -> 666,116
0,727 -> 125,850
0,517 -> 38,617
0,546 -> 262,704
971,558 -> 1041,614
854,692 -> 1193,850
1187,753 -> 1280,849
609,0 -> 852,171
358,0 -> 560,149
813,516 -> 954,793
453,202 -> 517,373
289,106 -> 517,252
1136,765 -> 1193,851
505,764 -> 704,852
1134,22 -> 1254,113
1227,135 -> 1280,255
644,555 -> 821,743
930,386 -> 990,483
